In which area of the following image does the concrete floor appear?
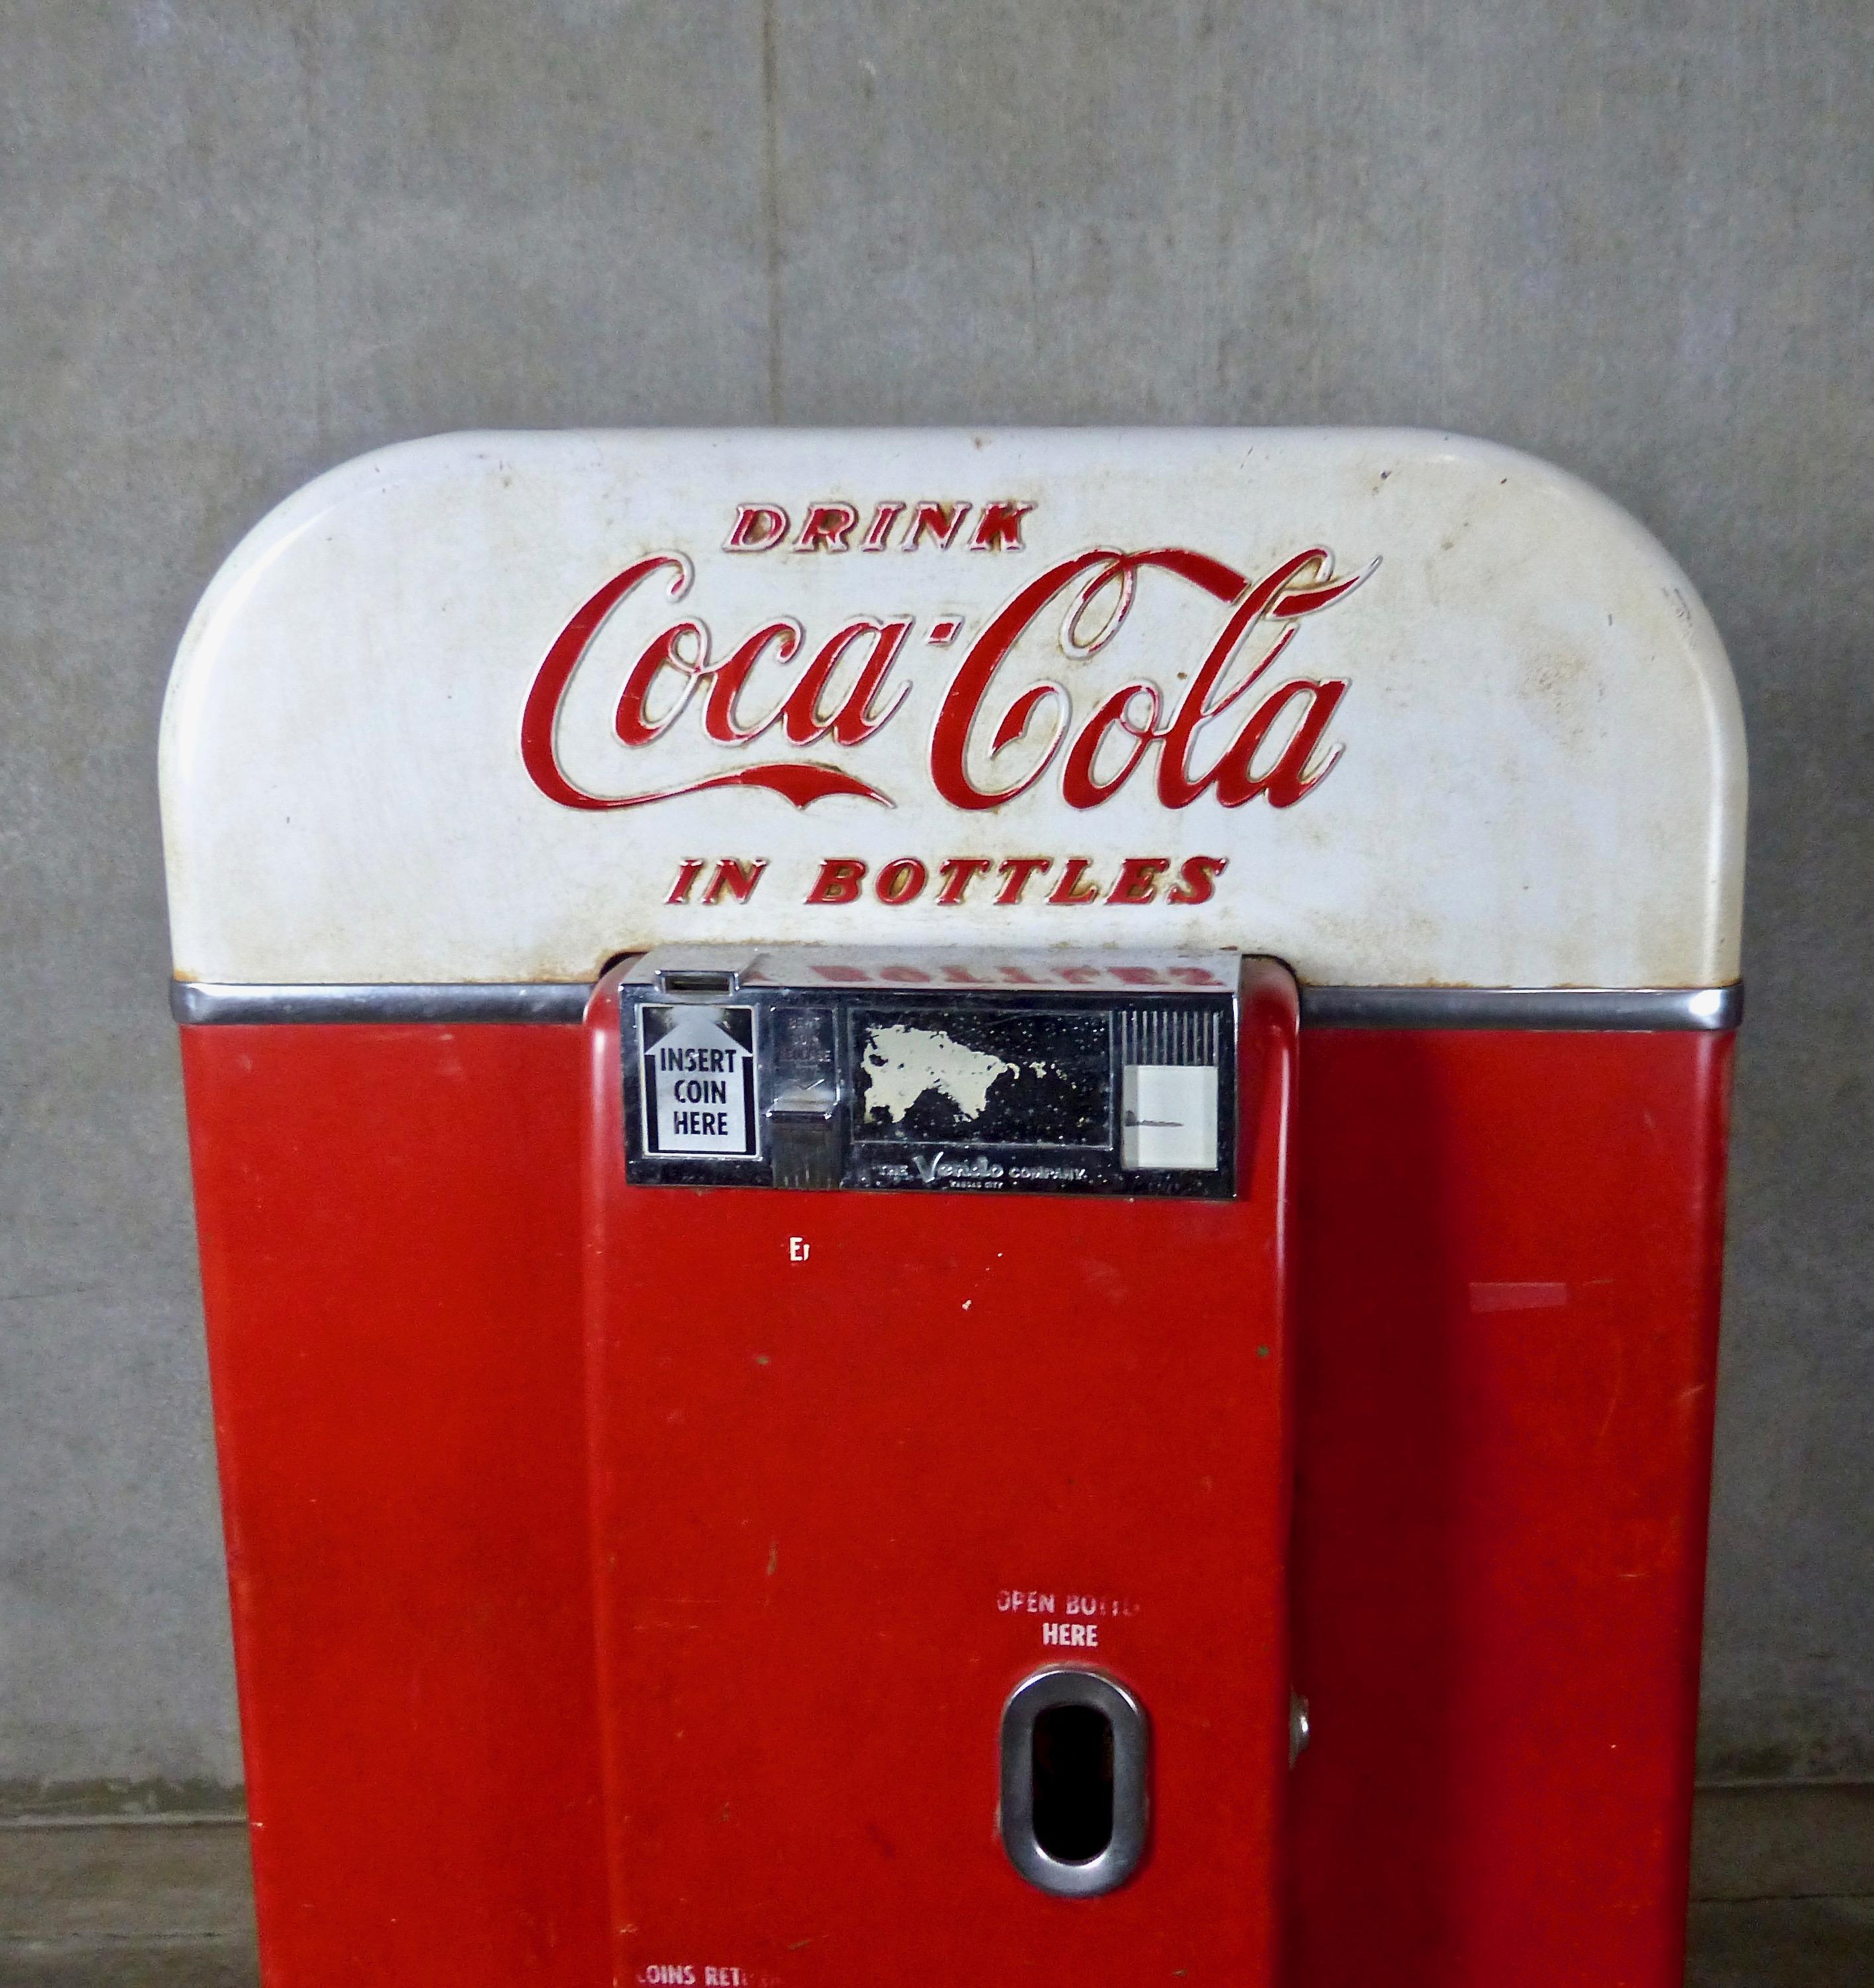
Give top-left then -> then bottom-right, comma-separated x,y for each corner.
0,1788 -> 1869,1985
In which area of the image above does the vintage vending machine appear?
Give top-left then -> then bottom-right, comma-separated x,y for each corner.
162,429 -> 1742,1988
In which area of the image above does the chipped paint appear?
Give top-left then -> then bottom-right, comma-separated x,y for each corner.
859,1024 -> 1043,1127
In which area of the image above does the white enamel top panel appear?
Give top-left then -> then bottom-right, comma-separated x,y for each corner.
159,429 -> 1744,989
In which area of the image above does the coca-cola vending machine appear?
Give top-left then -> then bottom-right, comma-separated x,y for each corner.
162,429 -> 1741,1988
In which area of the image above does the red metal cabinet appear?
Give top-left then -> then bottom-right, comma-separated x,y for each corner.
582,958 -> 1295,1987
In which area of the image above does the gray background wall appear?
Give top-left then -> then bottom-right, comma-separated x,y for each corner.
1,0 -> 1868,1809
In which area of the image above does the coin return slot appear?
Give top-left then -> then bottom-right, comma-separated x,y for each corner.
656,967 -> 741,995
1000,1670 -> 1148,1897
1031,1704 -> 1115,1864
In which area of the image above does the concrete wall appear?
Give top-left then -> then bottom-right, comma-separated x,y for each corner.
1,0 -> 1867,1806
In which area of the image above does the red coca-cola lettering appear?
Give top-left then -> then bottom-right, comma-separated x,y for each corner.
520,540 -> 1372,816
702,621 -> 800,744
969,502 -> 1034,551
666,857 -> 707,905
1049,859 -> 1102,905
876,857 -> 926,904
806,858 -> 867,904
614,620 -> 707,746
995,857 -> 1053,905
788,853 -> 1228,910
796,504 -> 859,553
730,499 -> 1031,554
936,857 -> 993,905
725,505 -> 789,552
1060,684 -> 1161,809
863,503 -> 903,551
520,557 -> 892,812
1150,548 -> 1358,808
1107,857 -> 1171,905
779,622 -> 911,745
928,546 -> 1367,812
702,859 -> 767,905
1168,855 -> 1228,905
903,501 -> 971,551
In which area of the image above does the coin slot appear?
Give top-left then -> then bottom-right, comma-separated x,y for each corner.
656,967 -> 740,995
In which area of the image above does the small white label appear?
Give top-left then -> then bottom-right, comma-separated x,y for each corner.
641,1005 -> 759,1157
1121,1064 -> 1218,1170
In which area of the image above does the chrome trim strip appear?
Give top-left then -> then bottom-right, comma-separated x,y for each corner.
1299,984 -> 1742,1031
172,979 -> 1742,1032
170,981 -> 591,1026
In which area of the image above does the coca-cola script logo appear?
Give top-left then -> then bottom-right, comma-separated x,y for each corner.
521,539 -> 1376,814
